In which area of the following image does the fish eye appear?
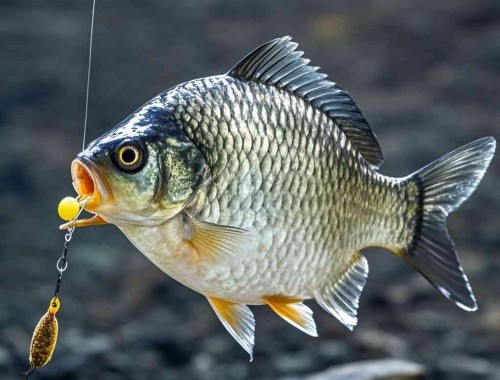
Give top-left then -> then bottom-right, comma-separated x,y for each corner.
115,144 -> 145,172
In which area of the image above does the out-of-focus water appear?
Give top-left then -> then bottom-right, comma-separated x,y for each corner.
1,1 -> 499,379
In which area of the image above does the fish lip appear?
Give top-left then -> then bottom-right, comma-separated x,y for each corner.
71,158 -> 104,209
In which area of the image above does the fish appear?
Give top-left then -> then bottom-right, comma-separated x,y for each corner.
64,36 -> 496,359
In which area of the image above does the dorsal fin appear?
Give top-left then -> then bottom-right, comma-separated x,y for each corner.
228,36 -> 384,168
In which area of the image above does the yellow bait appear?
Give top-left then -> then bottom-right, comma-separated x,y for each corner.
57,197 -> 80,221
24,298 -> 60,378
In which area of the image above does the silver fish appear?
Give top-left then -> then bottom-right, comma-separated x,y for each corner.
65,36 -> 496,359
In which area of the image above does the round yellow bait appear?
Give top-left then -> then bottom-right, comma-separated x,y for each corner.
57,197 -> 80,221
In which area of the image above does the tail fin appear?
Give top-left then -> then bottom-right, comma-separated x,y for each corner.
403,137 -> 495,311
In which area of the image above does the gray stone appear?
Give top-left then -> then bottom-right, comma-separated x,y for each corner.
281,359 -> 426,380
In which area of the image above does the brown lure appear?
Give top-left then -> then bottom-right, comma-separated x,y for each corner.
24,298 -> 60,378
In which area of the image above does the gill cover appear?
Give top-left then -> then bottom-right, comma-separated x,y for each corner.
151,121 -> 208,215
78,105 -> 207,224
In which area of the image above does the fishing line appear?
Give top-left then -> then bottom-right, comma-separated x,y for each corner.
82,0 -> 97,150
24,1 -> 97,377
53,198 -> 88,300
23,198 -> 88,379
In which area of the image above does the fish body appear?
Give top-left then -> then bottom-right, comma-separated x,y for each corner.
117,75 -> 409,305
69,37 -> 495,358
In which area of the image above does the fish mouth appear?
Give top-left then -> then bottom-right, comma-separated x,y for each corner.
71,159 -> 102,209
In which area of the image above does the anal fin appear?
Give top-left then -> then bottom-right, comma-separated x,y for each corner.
207,296 -> 255,361
314,252 -> 369,330
263,295 -> 318,337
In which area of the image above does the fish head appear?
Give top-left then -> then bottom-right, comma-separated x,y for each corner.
71,104 -> 207,226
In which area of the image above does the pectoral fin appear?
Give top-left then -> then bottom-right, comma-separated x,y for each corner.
207,296 -> 255,361
186,216 -> 257,263
263,295 -> 318,337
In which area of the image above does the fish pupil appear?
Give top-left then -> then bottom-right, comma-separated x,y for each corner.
121,148 -> 136,164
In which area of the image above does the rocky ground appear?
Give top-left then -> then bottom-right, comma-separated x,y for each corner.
1,0 -> 499,379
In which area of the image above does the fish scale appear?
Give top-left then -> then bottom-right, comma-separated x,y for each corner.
158,75 -> 407,300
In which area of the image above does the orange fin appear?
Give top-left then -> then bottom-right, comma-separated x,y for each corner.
187,216 -> 256,263
263,295 -> 318,337
207,296 -> 255,361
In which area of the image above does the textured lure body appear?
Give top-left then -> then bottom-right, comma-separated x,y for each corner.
68,37 -> 495,358
25,298 -> 60,376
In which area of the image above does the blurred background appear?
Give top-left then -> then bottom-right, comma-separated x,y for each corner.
1,0 -> 499,379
